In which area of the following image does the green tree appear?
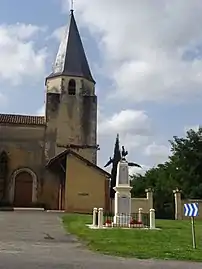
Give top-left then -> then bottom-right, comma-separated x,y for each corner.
169,126 -> 202,198
130,126 -> 202,218
131,162 -> 176,218
130,173 -> 147,198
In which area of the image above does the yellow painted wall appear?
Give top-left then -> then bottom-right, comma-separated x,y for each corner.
131,198 -> 150,213
41,171 -> 60,210
65,154 -> 108,213
111,197 -> 151,213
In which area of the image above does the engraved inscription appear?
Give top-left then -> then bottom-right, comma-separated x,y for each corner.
119,164 -> 129,185
118,196 -> 130,214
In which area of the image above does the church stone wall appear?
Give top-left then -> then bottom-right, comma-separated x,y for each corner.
45,91 -> 61,160
54,76 -> 97,164
0,124 -> 45,201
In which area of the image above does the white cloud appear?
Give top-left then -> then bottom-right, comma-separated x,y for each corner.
51,26 -> 66,42
129,164 -> 150,176
0,92 -> 7,107
1,23 -> 43,40
99,109 -> 151,136
121,133 -> 150,150
144,142 -> 170,164
98,109 -> 151,149
36,104 -> 45,116
0,23 -> 47,86
62,0 -> 202,103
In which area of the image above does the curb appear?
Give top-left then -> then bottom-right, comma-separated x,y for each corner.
13,207 -> 45,211
0,207 -> 14,211
46,210 -> 65,213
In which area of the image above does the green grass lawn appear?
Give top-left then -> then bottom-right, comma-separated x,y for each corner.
62,214 -> 202,261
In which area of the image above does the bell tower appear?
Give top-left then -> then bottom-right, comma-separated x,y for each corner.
45,9 -> 97,164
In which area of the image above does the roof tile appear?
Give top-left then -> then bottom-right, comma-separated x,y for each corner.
0,114 -> 45,126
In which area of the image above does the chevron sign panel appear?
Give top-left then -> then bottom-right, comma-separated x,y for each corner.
184,203 -> 199,217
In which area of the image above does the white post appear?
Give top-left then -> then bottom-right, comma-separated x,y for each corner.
173,188 -> 182,220
146,188 -> 154,210
150,209 -> 156,229
138,208 -> 143,223
92,207 -> 98,227
98,208 -> 103,228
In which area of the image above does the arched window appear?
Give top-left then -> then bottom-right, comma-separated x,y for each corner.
68,79 -> 76,95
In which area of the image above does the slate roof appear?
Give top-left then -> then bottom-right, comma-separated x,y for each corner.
0,114 -> 45,126
47,10 -> 95,83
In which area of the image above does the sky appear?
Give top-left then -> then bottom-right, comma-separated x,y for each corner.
0,0 -> 202,174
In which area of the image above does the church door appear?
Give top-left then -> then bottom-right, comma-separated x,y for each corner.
14,172 -> 33,207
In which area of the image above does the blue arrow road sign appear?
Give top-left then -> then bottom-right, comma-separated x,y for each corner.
184,203 -> 199,217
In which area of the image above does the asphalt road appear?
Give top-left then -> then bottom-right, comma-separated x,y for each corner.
0,211 -> 201,269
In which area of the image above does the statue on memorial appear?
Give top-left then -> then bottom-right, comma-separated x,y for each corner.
104,134 -> 141,198
121,146 -> 128,160
120,146 -> 141,167
104,157 -> 113,167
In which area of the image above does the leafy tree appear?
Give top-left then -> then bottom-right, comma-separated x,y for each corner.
130,126 -> 202,218
169,127 -> 202,198
130,173 -> 147,198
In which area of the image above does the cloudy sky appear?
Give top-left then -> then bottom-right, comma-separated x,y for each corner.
0,0 -> 202,174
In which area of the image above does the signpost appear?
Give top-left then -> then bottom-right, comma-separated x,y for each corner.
184,203 -> 199,249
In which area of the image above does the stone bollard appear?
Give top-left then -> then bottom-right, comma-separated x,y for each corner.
138,208 -> 143,223
98,208 -> 103,228
150,209 -> 156,229
92,207 -> 98,227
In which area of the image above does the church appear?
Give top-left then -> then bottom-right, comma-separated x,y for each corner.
0,10 -> 111,212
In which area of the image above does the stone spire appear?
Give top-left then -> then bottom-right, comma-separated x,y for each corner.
47,10 -> 95,83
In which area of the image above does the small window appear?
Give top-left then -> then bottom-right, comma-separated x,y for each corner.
68,79 -> 76,95
0,151 -> 8,177
0,151 -> 8,163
